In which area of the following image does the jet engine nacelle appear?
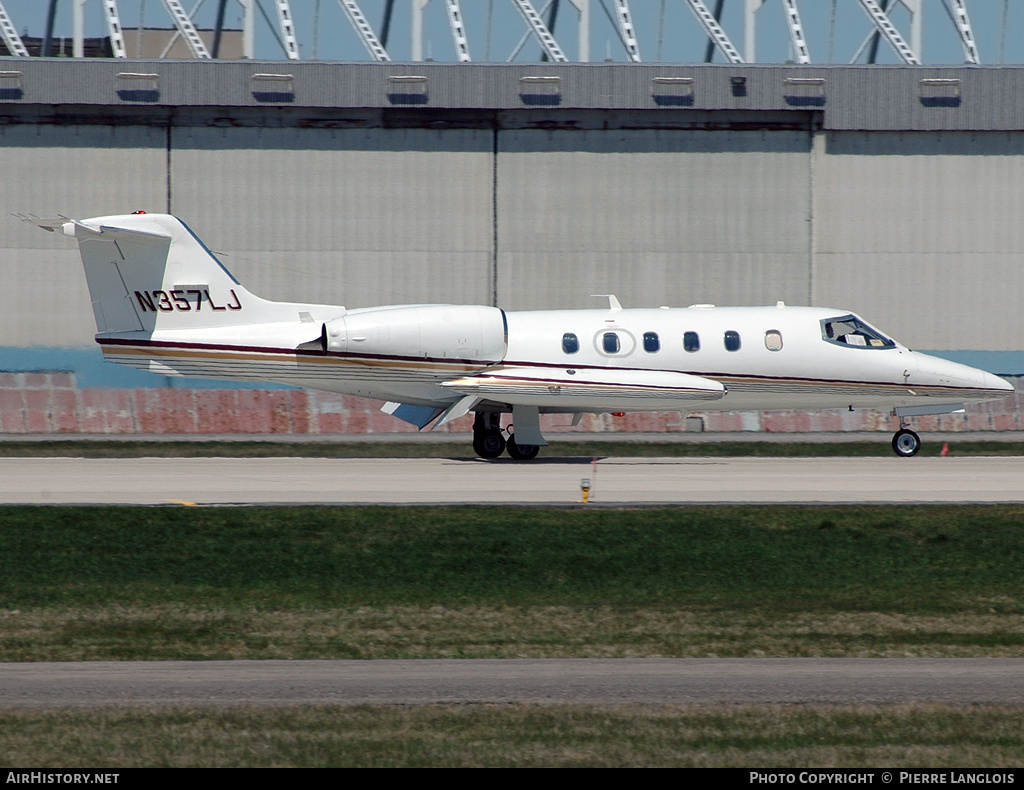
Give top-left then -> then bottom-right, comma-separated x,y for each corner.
320,305 -> 507,363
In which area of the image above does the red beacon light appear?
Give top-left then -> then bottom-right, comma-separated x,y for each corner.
131,210 -> 146,214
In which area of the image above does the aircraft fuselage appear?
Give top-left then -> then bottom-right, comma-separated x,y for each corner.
29,212 -> 1014,459
98,303 -> 1008,416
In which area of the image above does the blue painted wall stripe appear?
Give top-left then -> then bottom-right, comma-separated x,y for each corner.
0,347 -> 293,390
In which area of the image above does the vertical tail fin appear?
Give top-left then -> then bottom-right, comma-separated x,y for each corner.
57,213 -> 286,333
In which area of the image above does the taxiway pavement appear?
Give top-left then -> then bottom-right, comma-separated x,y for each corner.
2,456 -> 1024,505
3,659 -> 1023,708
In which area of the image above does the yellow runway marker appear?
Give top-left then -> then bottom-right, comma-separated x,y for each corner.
165,499 -> 198,507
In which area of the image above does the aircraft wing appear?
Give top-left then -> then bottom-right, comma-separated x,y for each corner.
440,366 -> 726,411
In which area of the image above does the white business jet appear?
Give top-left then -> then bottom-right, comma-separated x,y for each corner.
27,212 -> 1013,460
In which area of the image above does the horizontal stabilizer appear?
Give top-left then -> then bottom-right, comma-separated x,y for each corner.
441,366 -> 726,411
20,214 -> 172,241
89,222 -> 173,241
16,214 -> 67,233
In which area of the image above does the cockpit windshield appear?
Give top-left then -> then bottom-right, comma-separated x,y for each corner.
821,315 -> 895,349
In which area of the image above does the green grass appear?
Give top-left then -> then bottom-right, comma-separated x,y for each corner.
3,505 -> 1023,610
1,439 -> 1024,457
2,704 -> 1023,767
1,505 -> 1022,660
4,505 -> 1023,767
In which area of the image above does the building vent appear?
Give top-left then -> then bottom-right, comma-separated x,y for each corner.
783,76 -> 825,106
651,76 -> 694,106
519,75 -> 561,106
387,74 -> 428,105
0,70 -> 22,101
919,78 -> 961,107
116,72 -> 159,103
251,73 -> 295,103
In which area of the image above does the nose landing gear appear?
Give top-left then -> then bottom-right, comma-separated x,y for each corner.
892,417 -> 921,458
892,429 -> 921,457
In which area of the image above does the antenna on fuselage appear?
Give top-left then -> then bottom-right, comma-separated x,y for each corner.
591,294 -> 622,312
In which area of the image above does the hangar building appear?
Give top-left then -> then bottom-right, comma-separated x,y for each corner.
2,60 -> 1023,435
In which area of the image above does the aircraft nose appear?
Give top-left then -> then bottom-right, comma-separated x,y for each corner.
985,371 -> 1016,396
913,353 -> 1015,399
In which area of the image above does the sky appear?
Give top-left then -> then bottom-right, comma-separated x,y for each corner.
0,0 -> 1022,65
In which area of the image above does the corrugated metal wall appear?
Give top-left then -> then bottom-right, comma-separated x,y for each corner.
0,124 -> 168,347
169,126 -> 494,308
4,117 -> 1024,359
497,128 -> 811,309
8,62 -> 1024,131
813,130 -> 1024,352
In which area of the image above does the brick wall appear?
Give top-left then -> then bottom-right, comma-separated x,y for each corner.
0,371 -> 1021,435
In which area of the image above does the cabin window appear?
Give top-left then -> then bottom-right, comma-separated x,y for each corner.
724,331 -> 741,352
562,333 -> 579,354
602,332 -> 621,354
764,330 -> 783,351
821,315 -> 895,349
684,331 -> 700,353
643,332 -> 660,353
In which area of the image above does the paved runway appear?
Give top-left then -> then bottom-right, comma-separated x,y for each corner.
3,659 -> 1023,708
2,456 -> 1024,505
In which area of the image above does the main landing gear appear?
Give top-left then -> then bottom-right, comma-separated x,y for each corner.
892,417 -> 921,458
472,412 -> 541,461
506,435 -> 541,461
472,412 -> 505,458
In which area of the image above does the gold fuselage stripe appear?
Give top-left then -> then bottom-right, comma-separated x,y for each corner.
99,342 -> 996,400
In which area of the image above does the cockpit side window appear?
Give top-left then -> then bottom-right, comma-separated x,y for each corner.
821,315 -> 895,349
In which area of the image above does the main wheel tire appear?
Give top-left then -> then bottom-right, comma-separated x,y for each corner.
473,430 -> 506,459
507,441 -> 540,461
892,428 -> 921,458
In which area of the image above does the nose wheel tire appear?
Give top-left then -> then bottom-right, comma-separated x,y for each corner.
892,428 -> 921,458
507,440 -> 540,461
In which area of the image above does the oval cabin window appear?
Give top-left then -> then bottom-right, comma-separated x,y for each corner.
562,333 -> 579,354
724,331 -> 741,352
643,332 -> 660,353
764,330 -> 783,352
684,331 -> 700,353
603,332 -> 621,354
